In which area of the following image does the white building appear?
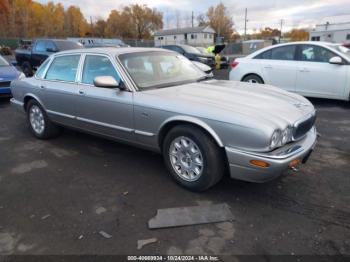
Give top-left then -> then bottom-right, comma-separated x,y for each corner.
154,26 -> 215,47
310,21 -> 350,43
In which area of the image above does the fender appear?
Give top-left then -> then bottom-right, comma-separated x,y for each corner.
23,93 -> 47,111
159,115 -> 224,147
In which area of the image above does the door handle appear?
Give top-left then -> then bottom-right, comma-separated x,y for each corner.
78,90 -> 85,95
299,68 -> 310,72
264,65 -> 272,69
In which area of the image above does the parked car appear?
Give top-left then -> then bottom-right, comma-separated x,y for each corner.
229,41 -> 350,101
196,45 -> 229,69
0,55 -> 24,97
15,39 -> 83,77
11,47 -> 317,191
161,44 -> 215,68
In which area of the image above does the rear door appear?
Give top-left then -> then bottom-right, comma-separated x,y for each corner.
76,54 -> 134,141
295,44 -> 348,99
40,54 -> 81,127
257,45 -> 298,92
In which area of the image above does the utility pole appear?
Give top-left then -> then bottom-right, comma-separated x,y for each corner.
191,11 -> 194,28
279,19 -> 284,43
244,8 -> 248,41
90,16 -> 94,37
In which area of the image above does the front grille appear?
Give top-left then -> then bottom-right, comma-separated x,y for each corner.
293,113 -> 316,140
0,81 -> 11,88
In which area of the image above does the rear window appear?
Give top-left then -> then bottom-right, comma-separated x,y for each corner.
54,41 -> 83,51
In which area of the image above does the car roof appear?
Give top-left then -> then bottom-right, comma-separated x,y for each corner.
55,47 -> 171,57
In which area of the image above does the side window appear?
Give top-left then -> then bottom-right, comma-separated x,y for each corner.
270,45 -> 296,61
34,41 -> 46,52
300,45 -> 335,63
82,55 -> 121,85
46,41 -> 56,52
254,50 -> 272,59
35,58 -> 51,79
45,55 -> 80,82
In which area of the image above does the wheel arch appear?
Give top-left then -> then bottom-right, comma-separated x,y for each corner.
158,116 -> 224,150
241,73 -> 265,83
23,94 -> 45,112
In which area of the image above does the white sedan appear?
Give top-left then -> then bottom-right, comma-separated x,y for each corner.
229,41 -> 350,101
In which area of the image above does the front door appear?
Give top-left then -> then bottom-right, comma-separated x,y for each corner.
295,44 -> 348,99
76,54 -> 134,141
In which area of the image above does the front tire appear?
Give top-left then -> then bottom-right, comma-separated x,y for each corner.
163,125 -> 224,191
242,74 -> 263,84
26,100 -> 61,139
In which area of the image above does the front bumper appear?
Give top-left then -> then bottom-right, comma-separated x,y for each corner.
225,127 -> 317,183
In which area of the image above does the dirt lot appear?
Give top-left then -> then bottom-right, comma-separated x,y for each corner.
0,69 -> 349,257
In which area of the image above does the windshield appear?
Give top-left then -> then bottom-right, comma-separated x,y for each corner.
119,51 -> 206,90
196,47 -> 208,54
329,45 -> 350,60
0,56 -> 9,66
55,40 -> 83,50
182,45 -> 201,54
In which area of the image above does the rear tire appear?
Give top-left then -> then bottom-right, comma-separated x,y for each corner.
26,100 -> 61,139
22,62 -> 33,77
162,125 -> 224,191
242,74 -> 263,84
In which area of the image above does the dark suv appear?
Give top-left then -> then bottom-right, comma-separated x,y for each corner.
161,44 -> 215,68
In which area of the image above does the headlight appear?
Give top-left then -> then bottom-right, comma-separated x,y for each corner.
281,127 -> 293,145
270,130 -> 281,149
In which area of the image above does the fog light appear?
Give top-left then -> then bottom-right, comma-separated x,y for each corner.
250,160 -> 270,168
289,159 -> 301,168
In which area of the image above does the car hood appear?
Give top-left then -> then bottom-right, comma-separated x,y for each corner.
0,66 -> 20,81
141,80 -> 315,131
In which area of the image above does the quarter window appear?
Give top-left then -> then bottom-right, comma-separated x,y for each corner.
300,45 -> 335,63
35,58 -> 51,79
82,55 -> 121,85
45,55 -> 80,82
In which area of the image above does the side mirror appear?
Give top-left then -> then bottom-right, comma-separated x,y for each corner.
93,76 -> 121,89
11,61 -> 17,67
329,56 -> 343,65
46,48 -> 57,53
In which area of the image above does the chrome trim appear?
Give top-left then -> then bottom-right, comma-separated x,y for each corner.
46,110 -> 75,119
292,110 -> 316,141
135,130 -> 155,137
77,117 -> 134,133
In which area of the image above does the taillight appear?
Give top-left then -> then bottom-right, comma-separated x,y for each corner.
231,60 -> 239,68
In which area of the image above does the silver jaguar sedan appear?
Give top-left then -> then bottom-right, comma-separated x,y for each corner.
10,47 -> 317,191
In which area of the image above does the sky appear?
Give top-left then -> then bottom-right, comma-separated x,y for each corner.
37,0 -> 350,33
